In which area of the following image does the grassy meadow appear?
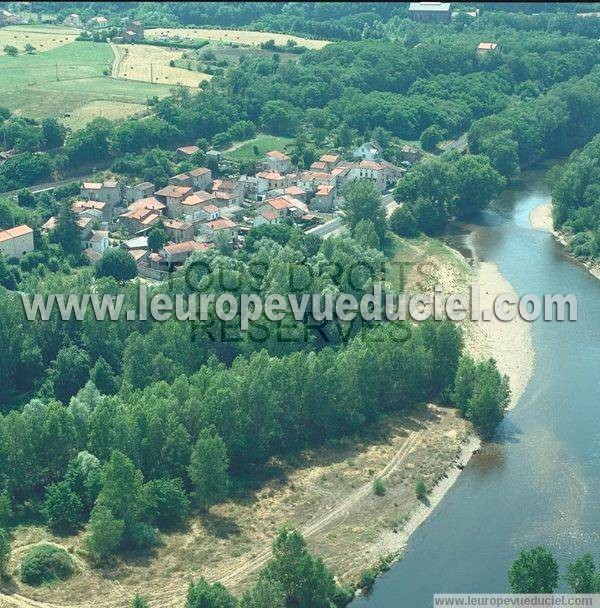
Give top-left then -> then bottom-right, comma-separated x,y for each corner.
0,38 -> 173,126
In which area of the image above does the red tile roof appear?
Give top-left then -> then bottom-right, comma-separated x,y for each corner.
266,150 -> 290,161
0,224 -> 33,242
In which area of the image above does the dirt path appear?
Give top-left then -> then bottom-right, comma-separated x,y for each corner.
107,38 -> 120,79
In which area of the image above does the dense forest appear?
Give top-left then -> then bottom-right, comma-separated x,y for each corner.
549,134 -> 600,260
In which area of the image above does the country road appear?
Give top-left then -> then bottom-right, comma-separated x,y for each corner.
107,38 -> 121,78
439,132 -> 468,154
306,193 -> 398,239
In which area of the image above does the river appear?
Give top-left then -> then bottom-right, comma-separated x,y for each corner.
353,164 -> 600,606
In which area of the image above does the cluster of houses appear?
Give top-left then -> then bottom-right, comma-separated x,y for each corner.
36,140 -> 408,279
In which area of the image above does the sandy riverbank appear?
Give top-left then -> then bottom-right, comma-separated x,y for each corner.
466,260 -> 535,409
529,202 -> 554,233
357,239 -> 535,592
530,202 -> 600,280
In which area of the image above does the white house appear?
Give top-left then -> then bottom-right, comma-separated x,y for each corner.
348,160 -> 386,191
189,167 -> 212,191
0,225 -> 34,259
84,230 -> 109,256
81,181 -> 121,208
256,171 -> 286,197
353,141 -> 383,161
264,150 -> 292,174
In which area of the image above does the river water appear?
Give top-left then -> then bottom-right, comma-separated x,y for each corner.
353,164 -> 600,606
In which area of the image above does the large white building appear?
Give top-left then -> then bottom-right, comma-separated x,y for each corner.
0,225 -> 34,259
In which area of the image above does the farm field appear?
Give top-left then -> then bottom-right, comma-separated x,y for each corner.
61,101 -> 149,130
0,40 -> 173,122
0,24 -> 79,54
114,43 -> 212,87
225,135 -> 295,161
145,27 -> 330,49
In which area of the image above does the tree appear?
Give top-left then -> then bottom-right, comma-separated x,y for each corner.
96,451 -> 143,525
41,118 -> 66,149
420,319 -> 463,400
373,478 -> 385,496
508,547 -> 559,593
42,481 -> 84,533
24,43 -> 36,54
451,356 -> 477,415
85,505 -> 125,561
479,130 -> 520,177
260,100 -> 300,136
3,45 -> 18,56
449,154 -> 505,218
65,451 -> 102,512
0,528 -> 10,579
50,345 -> 91,404
185,577 -> 237,608
389,205 -> 419,237
20,544 -> 73,586
415,478 -> 427,500
17,189 -> 36,208
420,125 -> 445,151
96,248 -> 137,282
52,201 -> 80,256
190,149 -> 207,166
565,554 -> 598,593
89,357 -> 118,395
354,219 -> 380,249
140,478 -> 189,530
409,196 -> 448,235
240,575 -> 286,608
0,493 -> 12,529
263,527 -> 338,608
188,429 -> 230,512
464,360 -> 510,438
130,595 -> 149,608
342,180 -> 387,242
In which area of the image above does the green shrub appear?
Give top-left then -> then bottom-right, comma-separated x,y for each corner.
415,478 -> 427,500
359,567 -> 377,589
373,478 -> 386,496
20,544 -> 74,586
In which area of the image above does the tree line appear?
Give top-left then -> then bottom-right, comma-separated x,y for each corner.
549,133 -> 600,261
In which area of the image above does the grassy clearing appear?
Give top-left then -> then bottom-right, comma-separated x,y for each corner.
61,101 -> 149,130
115,43 -> 212,87
385,233 -> 471,294
0,41 -> 173,121
145,27 -> 330,49
225,135 -> 295,161
0,24 -> 79,54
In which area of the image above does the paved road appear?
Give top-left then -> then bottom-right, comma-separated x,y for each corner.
306,193 -> 399,238
439,132 -> 468,154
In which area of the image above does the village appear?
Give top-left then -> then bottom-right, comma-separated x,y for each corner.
1,139 -> 416,280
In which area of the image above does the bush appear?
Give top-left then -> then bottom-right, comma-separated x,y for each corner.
415,478 -> 427,500
373,478 -> 386,496
420,124 -> 445,151
124,522 -> 160,551
389,206 -> 419,237
140,478 -> 189,530
359,567 -> 377,590
20,544 -> 74,586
